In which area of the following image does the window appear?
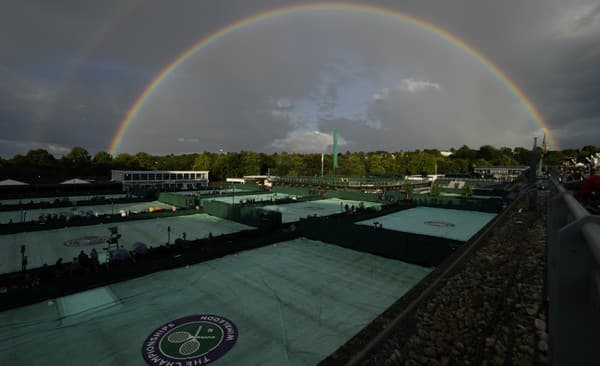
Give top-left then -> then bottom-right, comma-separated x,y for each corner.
124,173 -> 131,181
170,173 -> 176,180
176,173 -> 183,179
148,173 -> 155,180
140,173 -> 148,180
184,173 -> 190,180
132,173 -> 140,180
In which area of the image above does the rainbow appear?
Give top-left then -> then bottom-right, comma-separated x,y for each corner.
109,2 -> 557,155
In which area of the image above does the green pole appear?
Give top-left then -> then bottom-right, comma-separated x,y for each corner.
333,129 -> 338,177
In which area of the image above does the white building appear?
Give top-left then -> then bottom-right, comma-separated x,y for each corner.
473,166 -> 528,180
111,170 -> 209,191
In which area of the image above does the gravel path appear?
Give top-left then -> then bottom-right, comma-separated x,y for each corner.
321,195 -> 549,366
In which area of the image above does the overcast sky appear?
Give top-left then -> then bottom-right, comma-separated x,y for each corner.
1,0 -> 599,157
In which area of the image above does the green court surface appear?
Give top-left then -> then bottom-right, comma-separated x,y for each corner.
0,214 -> 252,274
0,194 -> 129,206
202,193 -> 289,205
261,198 -> 382,223
0,238 -> 430,365
0,201 -> 172,224
357,207 -> 496,241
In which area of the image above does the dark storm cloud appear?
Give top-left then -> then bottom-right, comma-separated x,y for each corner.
1,0 -> 599,157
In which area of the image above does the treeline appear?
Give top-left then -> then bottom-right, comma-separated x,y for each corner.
1,145 -> 598,183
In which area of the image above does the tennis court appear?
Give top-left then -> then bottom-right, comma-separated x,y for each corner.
0,238 -> 430,365
0,214 -> 252,274
0,194 -> 129,206
0,201 -> 173,224
357,207 -> 496,241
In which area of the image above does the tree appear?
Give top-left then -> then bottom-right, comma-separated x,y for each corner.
341,154 -> 366,176
513,147 -> 532,165
112,153 -> 138,170
430,182 -> 443,196
63,146 -> 91,176
133,152 -> 156,169
478,145 -> 500,162
407,152 -> 435,175
92,151 -> 113,165
461,181 -> 474,196
22,149 -> 57,168
92,151 -> 113,179
454,145 -> 477,160
367,154 -> 386,175
240,151 -> 261,175
192,153 -> 212,171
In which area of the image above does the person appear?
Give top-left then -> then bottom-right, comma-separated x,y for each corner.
577,174 -> 600,201
55,258 -> 64,277
21,255 -> 27,273
78,250 -> 90,268
90,248 -> 99,268
578,173 -> 600,213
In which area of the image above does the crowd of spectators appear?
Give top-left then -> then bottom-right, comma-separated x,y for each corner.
577,169 -> 600,214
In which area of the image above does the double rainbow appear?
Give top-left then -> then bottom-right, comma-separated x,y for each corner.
109,2 -> 556,155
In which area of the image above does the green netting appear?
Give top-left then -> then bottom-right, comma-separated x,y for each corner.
356,207 -> 496,241
412,195 -> 502,212
202,193 -> 289,205
0,214 -> 252,274
202,200 -> 282,228
158,193 -> 195,208
261,198 -> 382,223
0,238 -> 431,365
271,185 -> 313,196
324,190 -> 384,203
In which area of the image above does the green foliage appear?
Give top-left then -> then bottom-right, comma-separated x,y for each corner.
2,144 -> 598,183
192,152 -> 212,171
62,146 -> 91,175
513,147 -> 532,165
461,181 -> 474,196
92,151 -> 112,165
430,182 -> 443,196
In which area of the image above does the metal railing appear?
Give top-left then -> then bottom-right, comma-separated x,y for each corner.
547,176 -> 600,365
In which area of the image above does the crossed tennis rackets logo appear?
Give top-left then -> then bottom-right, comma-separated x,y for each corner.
165,324 -> 218,356
142,315 -> 238,365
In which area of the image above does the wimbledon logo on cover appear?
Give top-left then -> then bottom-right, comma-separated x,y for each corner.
142,315 -> 238,365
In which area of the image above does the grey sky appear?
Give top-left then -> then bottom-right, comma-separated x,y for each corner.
1,0 -> 599,157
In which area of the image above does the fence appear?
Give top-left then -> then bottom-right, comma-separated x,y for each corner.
272,176 -> 409,187
157,192 -> 195,208
547,176 -> 600,365
202,200 -> 282,229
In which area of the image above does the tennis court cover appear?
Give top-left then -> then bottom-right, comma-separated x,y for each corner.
0,238 -> 430,365
357,207 -> 496,241
0,214 -> 252,274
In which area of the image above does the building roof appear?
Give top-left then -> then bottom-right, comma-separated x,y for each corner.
60,178 -> 91,184
0,179 -> 29,186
